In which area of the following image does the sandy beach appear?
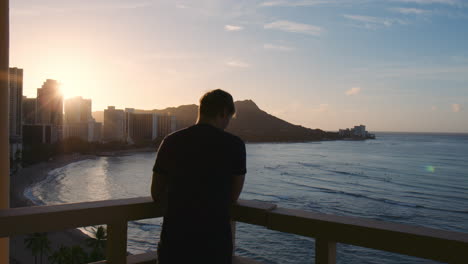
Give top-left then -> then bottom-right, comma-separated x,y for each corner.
9,148 -> 155,264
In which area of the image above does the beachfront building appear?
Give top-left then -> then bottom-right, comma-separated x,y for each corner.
353,125 -> 367,137
156,114 -> 176,139
124,109 -> 176,144
64,96 -> 92,124
36,79 -> 63,126
339,125 -> 371,138
22,96 -> 36,125
8,67 -> 23,162
103,106 -> 125,142
35,79 -> 63,141
23,124 -> 60,145
63,96 -> 102,142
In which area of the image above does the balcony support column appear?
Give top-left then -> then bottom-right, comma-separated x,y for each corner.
0,0 -> 9,263
315,238 -> 336,264
107,222 -> 128,264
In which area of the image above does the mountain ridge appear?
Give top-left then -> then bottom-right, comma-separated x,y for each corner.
92,100 -> 338,142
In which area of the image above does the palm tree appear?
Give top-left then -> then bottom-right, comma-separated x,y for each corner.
86,226 -> 107,261
24,233 -> 40,264
70,245 -> 87,264
49,245 -> 70,264
24,233 -> 51,264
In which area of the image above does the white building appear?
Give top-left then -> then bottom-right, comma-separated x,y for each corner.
352,125 -> 367,137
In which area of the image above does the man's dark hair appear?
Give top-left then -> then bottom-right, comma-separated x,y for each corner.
199,89 -> 235,119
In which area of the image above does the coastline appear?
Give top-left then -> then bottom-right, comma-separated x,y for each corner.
10,147 -> 155,264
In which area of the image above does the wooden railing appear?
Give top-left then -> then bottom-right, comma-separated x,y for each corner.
1,197 -> 467,264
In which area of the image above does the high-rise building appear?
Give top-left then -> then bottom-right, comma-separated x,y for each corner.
63,96 -> 97,142
125,109 -> 155,144
36,79 -> 63,126
103,106 -> 125,142
124,109 -> 177,144
23,124 -> 60,145
9,67 -> 23,161
9,67 -> 23,138
64,96 -> 92,124
22,96 -> 36,124
88,121 -> 102,142
155,114 -> 177,139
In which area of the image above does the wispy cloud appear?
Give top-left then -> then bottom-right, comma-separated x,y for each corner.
452,103 -> 462,112
264,20 -> 323,35
226,60 -> 251,68
145,52 -> 201,61
224,25 -> 244,32
391,7 -> 432,14
263,43 -> 294,51
343,14 -> 406,28
261,0 -> 331,7
393,0 -> 459,5
346,87 -> 361,96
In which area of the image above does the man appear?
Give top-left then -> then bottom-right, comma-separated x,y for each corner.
151,89 -> 246,264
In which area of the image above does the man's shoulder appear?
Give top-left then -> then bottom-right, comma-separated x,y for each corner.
222,130 -> 245,147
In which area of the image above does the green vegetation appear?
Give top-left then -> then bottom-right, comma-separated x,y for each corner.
24,233 -> 51,264
24,227 -> 108,264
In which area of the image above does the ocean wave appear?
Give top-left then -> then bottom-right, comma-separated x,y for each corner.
280,179 -> 468,215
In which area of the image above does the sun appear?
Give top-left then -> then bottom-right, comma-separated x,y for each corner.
43,57 -> 97,100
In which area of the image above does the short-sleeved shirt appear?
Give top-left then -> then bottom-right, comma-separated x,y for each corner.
153,123 -> 246,264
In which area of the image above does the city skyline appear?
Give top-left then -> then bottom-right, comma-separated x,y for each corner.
10,0 -> 468,133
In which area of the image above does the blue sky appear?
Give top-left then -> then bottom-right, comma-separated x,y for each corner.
10,0 -> 468,132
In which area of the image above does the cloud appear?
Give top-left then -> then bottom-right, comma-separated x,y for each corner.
452,104 -> 461,112
146,52 -> 201,60
346,87 -> 361,96
264,20 -> 323,36
224,25 -> 244,31
226,60 -> 250,68
263,43 -> 294,51
261,0 -> 331,7
391,7 -> 431,14
393,0 -> 458,5
343,14 -> 406,28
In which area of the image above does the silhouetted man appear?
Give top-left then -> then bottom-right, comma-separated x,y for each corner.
151,89 -> 246,264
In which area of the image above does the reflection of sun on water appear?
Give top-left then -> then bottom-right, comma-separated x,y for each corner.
84,158 -> 112,201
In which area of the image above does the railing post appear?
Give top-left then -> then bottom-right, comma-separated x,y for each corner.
107,222 -> 128,264
0,0 -> 9,263
231,220 -> 236,255
315,238 -> 336,264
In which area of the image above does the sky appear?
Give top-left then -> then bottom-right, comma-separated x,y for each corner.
10,0 -> 468,133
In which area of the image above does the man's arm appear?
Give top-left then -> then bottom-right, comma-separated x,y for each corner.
151,172 -> 167,203
231,174 -> 245,203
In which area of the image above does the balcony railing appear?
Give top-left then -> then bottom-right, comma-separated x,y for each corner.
1,197 -> 467,264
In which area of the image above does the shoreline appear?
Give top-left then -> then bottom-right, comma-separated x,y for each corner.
10,147 -> 155,264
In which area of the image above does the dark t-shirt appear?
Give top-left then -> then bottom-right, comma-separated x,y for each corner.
153,123 -> 246,263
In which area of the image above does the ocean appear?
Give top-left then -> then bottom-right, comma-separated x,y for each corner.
25,132 -> 468,264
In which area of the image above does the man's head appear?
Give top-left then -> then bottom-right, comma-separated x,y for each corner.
198,89 -> 235,130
